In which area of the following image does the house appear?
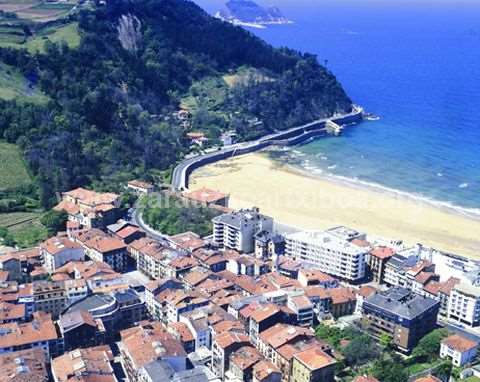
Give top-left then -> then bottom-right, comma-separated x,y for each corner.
187,132 -> 209,146
127,179 -> 155,195
211,331 -> 251,379
51,345 -> 117,382
291,347 -> 336,382
119,321 -> 187,382
170,232 -> 206,253
440,334 -> 478,367
40,235 -> 84,273
0,254 -> 21,282
0,348 -> 48,382
254,231 -> 285,260
253,359 -> 282,382
226,345 -> 264,382
54,187 -> 120,228
249,304 -> 283,346
297,269 -> 338,288
183,187 -> 229,207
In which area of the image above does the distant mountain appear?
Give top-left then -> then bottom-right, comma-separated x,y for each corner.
216,0 -> 291,27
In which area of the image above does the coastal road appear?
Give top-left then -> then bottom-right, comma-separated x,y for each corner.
171,107 -> 363,191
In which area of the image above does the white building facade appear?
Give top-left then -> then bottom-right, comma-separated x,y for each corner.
284,231 -> 367,282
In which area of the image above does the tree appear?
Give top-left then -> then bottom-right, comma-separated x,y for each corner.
40,210 -> 68,236
371,358 -> 409,382
412,329 -> 448,362
343,335 -> 379,367
0,226 -> 16,247
379,333 -> 393,349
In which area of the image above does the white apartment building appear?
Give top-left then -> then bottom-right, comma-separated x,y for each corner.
448,282 -> 480,327
212,208 -> 273,253
41,236 -> 85,273
285,231 -> 367,282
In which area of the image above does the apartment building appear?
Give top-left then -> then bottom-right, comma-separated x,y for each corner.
33,280 -> 67,318
291,347 -> 336,382
211,331 -> 250,379
0,312 -> 63,358
368,246 -> 395,283
213,208 -> 273,253
54,187 -> 120,228
362,287 -> 439,352
0,348 -> 48,382
285,231 -> 368,282
51,345 -> 117,382
448,282 -> 480,327
41,235 -> 84,273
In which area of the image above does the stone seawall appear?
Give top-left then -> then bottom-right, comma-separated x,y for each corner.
172,107 -> 363,190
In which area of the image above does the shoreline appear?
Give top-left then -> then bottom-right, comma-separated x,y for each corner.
189,152 -> 480,259
276,154 -> 480,223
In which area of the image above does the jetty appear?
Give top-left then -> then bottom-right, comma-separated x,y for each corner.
171,106 -> 364,190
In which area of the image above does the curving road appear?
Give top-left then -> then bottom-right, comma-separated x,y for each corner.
171,107 -> 364,190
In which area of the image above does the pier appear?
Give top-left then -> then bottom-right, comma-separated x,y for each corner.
171,106 -> 364,190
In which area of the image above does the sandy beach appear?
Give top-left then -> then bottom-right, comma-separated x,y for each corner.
190,152 -> 480,259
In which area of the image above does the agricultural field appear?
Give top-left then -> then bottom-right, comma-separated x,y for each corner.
0,141 -> 32,190
0,212 -> 48,248
0,1 -> 76,23
24,21 -> 80,52
0,62 -> 49,102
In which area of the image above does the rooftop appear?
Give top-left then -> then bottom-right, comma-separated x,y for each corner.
364,287 -> 439,320
442,334 -> 477,352
294,347 -> 336,370
183,187 -> 227,204
212,208 -> 271,229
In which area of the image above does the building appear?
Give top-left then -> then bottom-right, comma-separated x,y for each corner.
54,187 -> 120,228
362,287 -> 440,352
255,231 -> 285,261
0,255 -> 22,282
211,331 -> 250,379
285,231 -> 368,282
249,304 -> 283,346
32,280 -> 67,318
368,246 -> 395,283
119,321 -> 187,382
40,235 -> 84,273
127,179 -> 155,195
0,302 -> 26,324
253,360 -> 281,382
226,345 -> 264,382
0,312 -> 63,358
297,269 -> 338,288
291,347 -> 336,382
0,348 -> 48,382
440,334 -> 478,367
58,310 -> 105,350
183,187 -> 229,207
51,345 -> 117,382
287,294 -> 314,327
213,208 -> 273,253
63,288 -> 145,336
82,233 -> 127,273
448,282 -> 480,327
170,232 -> 206,253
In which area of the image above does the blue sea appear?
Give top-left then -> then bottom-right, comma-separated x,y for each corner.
195,0 -> 480,215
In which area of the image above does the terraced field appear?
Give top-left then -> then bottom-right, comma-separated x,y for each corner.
0,141 -> 32,190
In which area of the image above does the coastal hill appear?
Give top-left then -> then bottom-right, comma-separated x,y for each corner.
215,0 -> 291,27
0,0 -> 352,209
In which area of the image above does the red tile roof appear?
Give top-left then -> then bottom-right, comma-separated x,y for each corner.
370,246 -> 395,260
442,334 -> 477,352
183,187 -> 227,204
294,347 -> 336,370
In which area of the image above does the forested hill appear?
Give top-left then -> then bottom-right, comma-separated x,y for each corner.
0,0 -> 352,208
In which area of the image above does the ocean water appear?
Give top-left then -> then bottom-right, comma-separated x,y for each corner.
195,0 -> 480,214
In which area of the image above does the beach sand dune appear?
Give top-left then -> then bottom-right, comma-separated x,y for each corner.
190,153 -> 480,259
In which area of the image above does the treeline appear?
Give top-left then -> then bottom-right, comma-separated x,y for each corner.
0,0 -> 352,208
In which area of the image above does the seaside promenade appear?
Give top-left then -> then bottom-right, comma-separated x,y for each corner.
171,106 -> 363,190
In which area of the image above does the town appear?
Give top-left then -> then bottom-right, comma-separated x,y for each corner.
1,182 -> 480,382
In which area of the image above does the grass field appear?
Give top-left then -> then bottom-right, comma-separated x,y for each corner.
0,1 -> 75,22
0,212 -> 48,248
25,21 -> 80,52
0,62 -> 49,103
0,141 -> 32,190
